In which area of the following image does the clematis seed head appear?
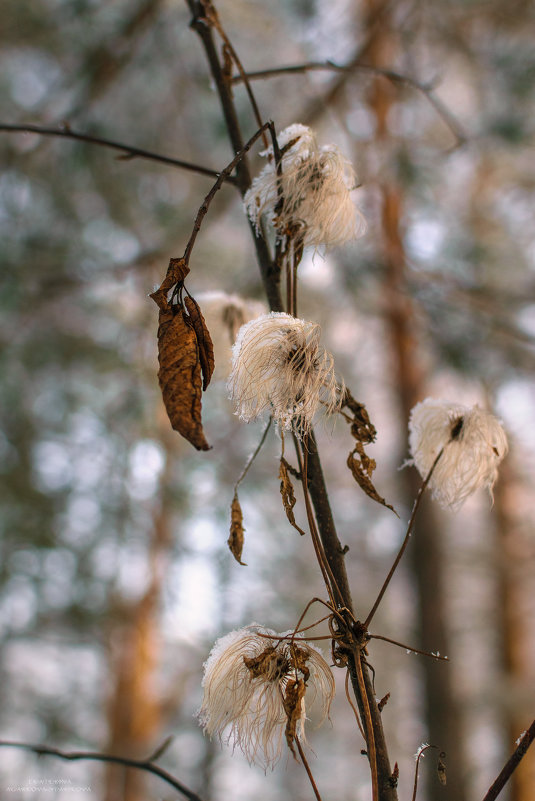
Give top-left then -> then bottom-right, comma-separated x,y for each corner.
408,398 -> 508,510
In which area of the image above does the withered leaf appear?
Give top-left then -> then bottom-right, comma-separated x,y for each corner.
283,678 -> 306,759
343,388 -> 376,444
150,258 -> 190,311
279,458 -> 306,536
228,492 -> 246,565
347,442 -> 397,515
157,306 -> 211,451
184,295 -> 215,391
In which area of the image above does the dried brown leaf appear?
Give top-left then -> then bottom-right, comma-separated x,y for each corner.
283,678 -> 306,759
228,492 -> 246,565
157,306 -> 211,451
279,458 -> 306,536
184,295 -> 215,390
150,258 -> 190,311
343,388 -> 376,444
347,442 -> 397,515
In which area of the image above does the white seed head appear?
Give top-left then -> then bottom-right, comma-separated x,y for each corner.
198,624 -> 335,768
244,123 -> 366,249
408,398 -> 508,510
228,312 -> 341,437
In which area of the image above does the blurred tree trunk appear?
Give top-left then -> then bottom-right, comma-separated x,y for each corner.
494,457 -> 535,801
103,428 -> 173,801
363,3 -> 468,798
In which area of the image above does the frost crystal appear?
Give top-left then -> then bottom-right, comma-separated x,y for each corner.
408,398 -> 508,510
228,311 -> 341,437
244,123 -> 366,249
198,624 -> 335,768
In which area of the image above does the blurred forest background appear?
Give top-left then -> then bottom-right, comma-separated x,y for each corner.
1,0 -> 534,799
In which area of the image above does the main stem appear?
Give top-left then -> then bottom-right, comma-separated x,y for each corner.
185,3 -> 397,798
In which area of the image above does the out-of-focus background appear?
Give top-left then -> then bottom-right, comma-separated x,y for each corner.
1,1 -> 534,799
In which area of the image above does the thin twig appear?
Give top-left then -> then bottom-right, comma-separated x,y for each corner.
295,736 -> 324,801
369,634 -> 449,661
411,744 -> 440,801
345,669 -> 366,741
364,448 -> 444,629
481,720 -> 535,801
233,417 -> 272,492
0,740 -> 204,801
200,1 -> 268,149
183,122 -> 271,265
186,0 -> 284,312
231,61 -> 467,147
353,647 -> 379,801
0,123 -> 236,183
298,439 -> 345,610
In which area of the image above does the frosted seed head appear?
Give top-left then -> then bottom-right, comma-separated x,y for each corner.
245,123 -> 366,249
408,398 -> 508,510
198,624 -> 335,768
228,312 -> 341,438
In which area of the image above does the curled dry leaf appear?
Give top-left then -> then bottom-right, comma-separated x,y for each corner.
347,442 -> 397,515
156,307 -> 211,451
279,458 -> 306,536
150,257 -> 190,311
342,388 -> 376,444
228,492 -> 246,565
184,295 -> 215,390
341,388 -> 397,515
283,678 -> 306,759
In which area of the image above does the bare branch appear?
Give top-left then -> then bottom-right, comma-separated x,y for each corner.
232,60 -> 467,148
183,122 -> 271,265
0,123 -> 237,183
0,740 -> 205,801
364,448 -> 444,629
481,720 -> 535,801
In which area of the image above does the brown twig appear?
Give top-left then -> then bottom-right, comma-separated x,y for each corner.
353,647 -> 379,801
231,60 -> 467,147
0,123 -> 236,183
200,0 -> 268,150
481,720 -> 535,801
411,744 -> 439,801
178,116 -> 268,271
182,122 -> 271,265
233,416 -> 272,492
295,736 -> 324,801
369,634 -> 449,661
345,669 -> 366,741
186,0 -> 283,312
0,740 -> 204,801
364,448 -> 444,629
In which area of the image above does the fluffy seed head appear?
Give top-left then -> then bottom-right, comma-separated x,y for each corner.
228,312 -> 341,437
244,123 -> 366,249
194,291 -> 266,381
408,398 -> 508,510
198,624 -> 335,768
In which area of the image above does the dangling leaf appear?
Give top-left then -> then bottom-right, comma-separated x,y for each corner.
347,442 -> 397,515
283,678 -> 306,759
228,492 -> 246,565
184,295 -> 215,390
156,306 -> 211,451
279,458 -> 306,536
342,388 -> 376,443
150,257 -> 190,311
